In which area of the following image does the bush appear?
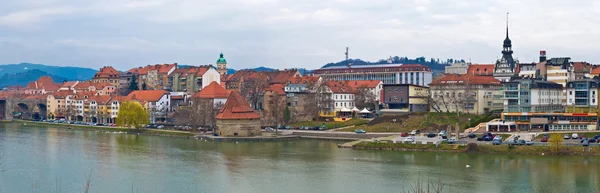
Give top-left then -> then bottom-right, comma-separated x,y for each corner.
465,143 -> 478,152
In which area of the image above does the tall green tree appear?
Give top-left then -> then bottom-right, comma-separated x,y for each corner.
129,75 -> 139,90
116,101 -> 149,130
141,82 -> 147,90
283,106 -> 291,124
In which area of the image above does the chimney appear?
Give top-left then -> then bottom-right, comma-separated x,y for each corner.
540,50 -> 547,63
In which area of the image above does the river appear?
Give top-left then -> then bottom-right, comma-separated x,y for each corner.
0,123 -> 599,193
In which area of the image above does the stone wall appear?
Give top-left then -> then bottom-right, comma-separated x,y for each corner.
216,119 -> 262,137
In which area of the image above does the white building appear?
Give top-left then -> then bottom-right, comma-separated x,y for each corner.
314,63 -> 432,86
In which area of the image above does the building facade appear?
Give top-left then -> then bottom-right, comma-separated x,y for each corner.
444,62 -> 469,74
493,25 -> 518,82
381,84 -> 429,114
503,79 -> 564,113
92,66 -> 120,87
430,74 -> 503,114
565,79 -> 599,113
314,64 -> 432,86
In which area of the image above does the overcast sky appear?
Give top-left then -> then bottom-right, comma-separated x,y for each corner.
1,0 -> 599,71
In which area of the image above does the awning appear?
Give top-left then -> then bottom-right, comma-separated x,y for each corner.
359,108 -> 371,114
340,107 -> 351,112
352,107 -> 360,112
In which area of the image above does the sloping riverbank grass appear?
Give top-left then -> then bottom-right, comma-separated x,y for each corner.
9,120 -> 196,137
339,112 -> 492,133
353,142 -> 465,151
288,118 -> 368,129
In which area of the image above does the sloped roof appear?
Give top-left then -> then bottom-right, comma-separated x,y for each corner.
216,91 -> 261,120
169,66 -> 211,77
430,74 -> 501,85
74,82 -> 113,90
325,81 -> 355,94
51,90 -> 75,99
347,80 -> 381,89
467,64 -> 494,76
265,70 -> 300,84
573,62 -> 592,73
94,66 -> 120,78
265,84 -> 285,95
25,76 -> 60,91
225,70 -> 268,82
287,76 -> 319,85
88,95 -> 112,105
192,81 -> 231,99
126,90 -> 169,102
592,66 -> 600,75
61,81 -> 79,88
128,63 -> 177,75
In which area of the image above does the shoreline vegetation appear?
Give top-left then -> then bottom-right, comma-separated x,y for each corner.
351,141 -> 600,156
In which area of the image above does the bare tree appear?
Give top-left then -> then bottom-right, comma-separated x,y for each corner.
354,87 -> 377,110
264,91 -> 286,133
174,98 -> 221,130
417,90 -> 442,113
240,77 -> 268,110
304,81 -> 333,123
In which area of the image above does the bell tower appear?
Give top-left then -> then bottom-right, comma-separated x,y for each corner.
216,52 -> 227,75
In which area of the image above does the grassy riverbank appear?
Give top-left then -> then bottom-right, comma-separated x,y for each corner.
8,120 -> 196,137
339,113 -> 493,133
289,118 -> 368,129
351,142 -> 600,156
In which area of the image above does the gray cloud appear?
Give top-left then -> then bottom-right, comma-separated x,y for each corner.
0,0 -> 599,70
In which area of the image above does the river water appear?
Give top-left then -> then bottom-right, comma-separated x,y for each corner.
0,123 -> 599,193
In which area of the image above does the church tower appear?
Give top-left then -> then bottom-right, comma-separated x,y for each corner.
216,52 -> 227,75
493,13 -> 518,82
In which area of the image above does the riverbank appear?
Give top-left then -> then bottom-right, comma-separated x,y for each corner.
348,141 -> 600,156
7,120 -> 197,138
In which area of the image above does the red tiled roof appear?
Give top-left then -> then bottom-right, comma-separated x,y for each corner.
74,82 -> 113,90
25,94 -> 47,100
287,76 -> 319,85
94,66 -> 120,78
220,74 -> 229,82
171,95 -> 184,100
88,95 -> 112,105
430,74 -> 501,85
216,91 -> 261,120
347,80 -> 381,89
225,70 -> 268,82
126,90 -> 169,102
51,90 -> 75,99
573,62 -> 592,73
192,81 -> 231,99
325,81 -> 355,94
265,84 -> 285,95
169,66 -> 211,77
25,76 -> 60,91
265,70 -> 300,84
467,64 -> 494,76
61,81 -> 78,88
592,66 -> 600,75
128,63 -> 177,75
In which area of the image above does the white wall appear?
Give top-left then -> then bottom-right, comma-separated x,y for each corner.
333,93 -> 355,110
202,68 -> 221,89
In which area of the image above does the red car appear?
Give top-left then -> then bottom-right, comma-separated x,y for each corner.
401,132 -> 409,137
541,137 -> 548,142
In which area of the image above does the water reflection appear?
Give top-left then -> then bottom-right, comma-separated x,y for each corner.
1,123 -> 600,193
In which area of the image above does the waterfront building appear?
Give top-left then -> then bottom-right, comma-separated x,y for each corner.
216,52 -> 228,75
215,91 -> 262,137
503,78 -> 564,113
169,65 -> 220,94
24,76 -> 60,95
325,81 -> 355,112
565,79 -> 599,113
284,76 -> 322,121
347,80 -> 383,104
262,84 -> 286,126
497,112 -> 597,131
46,90 -> 75,120
313,63 -> 432,86
91,66 -> 120,87
493,23 -> 518,82
128,63 -> 178,90
380,84 -> 429,114
429,74 -> 503,114
444,62 -> 469,75
73,82 -> 116,96
125,90 -> 171,123
467,64 -> 494,76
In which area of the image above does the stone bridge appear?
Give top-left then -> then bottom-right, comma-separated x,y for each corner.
0,96 -> 47,121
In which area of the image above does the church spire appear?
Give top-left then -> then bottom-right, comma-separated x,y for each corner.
506,12 -> 509,39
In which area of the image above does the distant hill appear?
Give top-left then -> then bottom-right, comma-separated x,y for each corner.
231,66 -> 314,75
0,69 -> 70,89
322,56 -> 463,75
0,63 -> 97,80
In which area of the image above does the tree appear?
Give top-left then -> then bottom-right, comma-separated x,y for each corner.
263,91 -> 286,134
548,134 -> 564,153
173,98 -> 221,129
304,81 -> 333,123
354,87 -> 376,110
116,101 -> 149,130
141,82 -> 147,90
284,106 -> 291,124
129,75 -> 139,91
240,77 -> 268,110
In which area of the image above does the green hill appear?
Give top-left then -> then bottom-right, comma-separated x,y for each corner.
0,69 -> 70,89
0,62 -> 97,80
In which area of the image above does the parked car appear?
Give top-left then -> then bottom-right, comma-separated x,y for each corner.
400,132 -> 409,137
410,130 -> 420,135
95,123 -> 103,126
572,133 -> 579,139
581,137 -> 588,143
477,136 -> 484,141
595,134 -> 600,140
108,123 -> 116,127
438,130 -> 447,136
525,140 -> 533,145
427,133 -> 436,138
146,124 -> 156,128
354,129 -> 366,134
483,136 -> 493,141
403,136 -> 414,142
447,137 -> 457,144
468,133 -> 476,138
492,139 -> 502,145
285,126 -> 293,130
517,139 -> 526,146
541,137 -> 548,142
157,125 -> 165,129
564,134 -> 571,139
265,127 -> 275,132
589,138 -> 597,143
493,135 -> 503,141
583,139 -> 590,146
